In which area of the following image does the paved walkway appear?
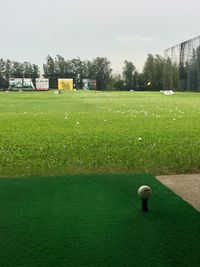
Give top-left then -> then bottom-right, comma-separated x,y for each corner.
156,174 -> 200,212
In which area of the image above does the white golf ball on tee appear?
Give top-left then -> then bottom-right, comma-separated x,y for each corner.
138,185 -> 152,199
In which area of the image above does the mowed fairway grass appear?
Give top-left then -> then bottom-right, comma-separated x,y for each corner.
0,173 -> 199,267
1,90 -> 200,177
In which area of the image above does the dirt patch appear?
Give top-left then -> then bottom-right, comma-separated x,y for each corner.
156,174 -> 200,212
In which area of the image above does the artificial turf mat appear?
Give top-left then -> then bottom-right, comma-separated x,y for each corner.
0,173 -> 199,267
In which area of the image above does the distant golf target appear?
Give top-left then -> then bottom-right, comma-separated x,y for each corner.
9,78 -> 35,91
82,79 -> 96,90
58,79 -> 73,90
35,79 -> 49,91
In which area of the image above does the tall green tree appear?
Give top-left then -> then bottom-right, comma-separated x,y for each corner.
109,74 -> 124,91
196,46 -> 200,91
122,60 -> 136,90
0,58 -> 6,88
54,55 -> 68,78
43,55 -> 56,88
171,62 -> 179,90
43,55 -> 55,79
163,58 -> 173,90
90,57 -> 112,90
153,55 -> 165,90
143,54 -> 155,89
32,64 -> 40,79
5,59 -> 11,82
133,71 -> 145,90
71,58 -> 86,88
23,62 -> 34,78
10,61 -> 24,78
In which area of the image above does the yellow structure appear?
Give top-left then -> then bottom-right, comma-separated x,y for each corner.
58,79 -> 73,90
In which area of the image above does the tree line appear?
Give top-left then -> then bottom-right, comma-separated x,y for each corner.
0,59 -> 39,89
43,55 -> 112,90
0,48 -> 200,91
43,54 -> 179,91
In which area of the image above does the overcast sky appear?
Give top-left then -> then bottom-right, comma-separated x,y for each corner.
0,0 -> 200,73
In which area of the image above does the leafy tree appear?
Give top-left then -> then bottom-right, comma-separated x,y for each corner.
54,55 -> 68,78
133,71 -> 145,90
32,64 -> 40,79
0,59 -> 39,89
163,57 -> 179,90
43,55 -> 57,88
10,61 -> 24,78
163,58 -> 173,90
85,60 -> 94,79
179,62 -> 188,91
0,58 -> 6,88
143,54 -> 155,90
196,46 -> 200,91
5,59 -> 11,82
43,55 -> 55,79
153,55 -> 165,90
23,62 -> 34,78
109,74 -> 124,91
71,58 -> 86,88
122,60 -> 136,90
90,57 -> 112,90
171,62 -> 179,90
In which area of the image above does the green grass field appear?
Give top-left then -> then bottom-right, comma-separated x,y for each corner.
1,92 -> 200,266
1,90 -> 200,177
0,173 -> 199,267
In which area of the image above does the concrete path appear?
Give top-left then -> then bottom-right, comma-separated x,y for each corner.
156,174 -> 200,212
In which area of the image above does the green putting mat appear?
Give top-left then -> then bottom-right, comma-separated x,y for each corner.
0,173 -> 199,267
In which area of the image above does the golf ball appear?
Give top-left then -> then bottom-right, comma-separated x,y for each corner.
138,185 -> 152,199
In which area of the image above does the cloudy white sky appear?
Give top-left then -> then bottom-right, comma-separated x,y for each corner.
0,0 -> 200,73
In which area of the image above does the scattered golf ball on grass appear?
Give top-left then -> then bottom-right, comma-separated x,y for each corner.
138,185 -> 152,211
